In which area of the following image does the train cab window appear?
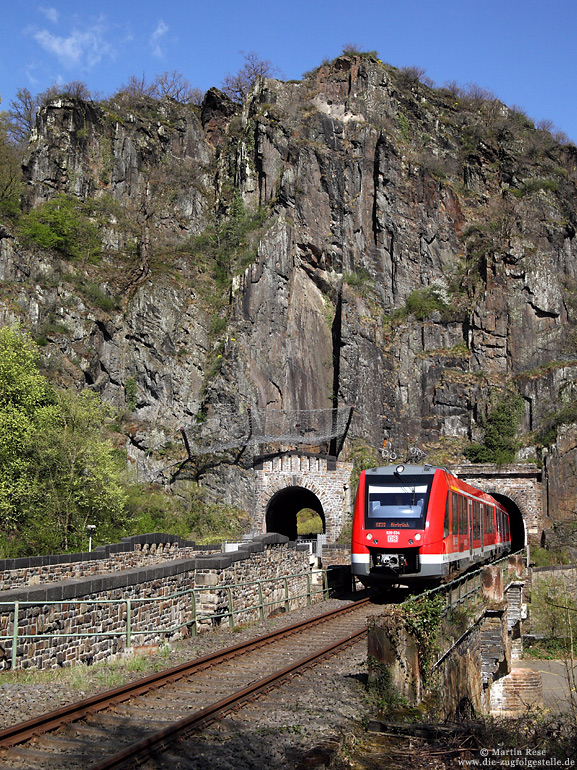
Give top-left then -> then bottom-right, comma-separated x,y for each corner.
365,474 -> 432,529
444,494 -> 450,538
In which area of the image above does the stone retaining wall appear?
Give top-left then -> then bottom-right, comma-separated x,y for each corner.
367,558 -> 528,718
531,563 -> 577,592
0,534 -> 317,670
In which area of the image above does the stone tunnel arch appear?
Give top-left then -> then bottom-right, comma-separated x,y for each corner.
488,491 -> 527,553
265,486 -> 326,541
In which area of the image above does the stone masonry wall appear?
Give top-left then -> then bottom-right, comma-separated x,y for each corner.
367,559 -> 528,719
453,464 -> 543,540
0,534 -> 316,670
0,534 -> 218,591
532,564 -> 577,593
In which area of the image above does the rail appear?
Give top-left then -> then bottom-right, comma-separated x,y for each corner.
0,569 -> 329,670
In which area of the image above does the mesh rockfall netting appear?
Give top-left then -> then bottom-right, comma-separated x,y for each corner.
181,406 -> 354,456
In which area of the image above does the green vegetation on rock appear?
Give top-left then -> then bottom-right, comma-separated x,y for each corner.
464,392 -> 525,465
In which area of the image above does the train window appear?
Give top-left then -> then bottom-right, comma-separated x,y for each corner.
472,501 -> 480,539
444,494 -> 450,538
459,495 -> 466,535
451,493 -> 458,534
487,507 -> 495,534
364,474 -> 433,528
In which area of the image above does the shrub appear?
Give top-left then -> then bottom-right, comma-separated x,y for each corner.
537,400 -> 577,446
464,392 -> 525,464
18,195 -> 101,261
388,284 -> 451,324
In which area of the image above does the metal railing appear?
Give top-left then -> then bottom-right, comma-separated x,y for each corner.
408,549 -> 525,617
0,570 -> 329,670
405,550 -> 526,669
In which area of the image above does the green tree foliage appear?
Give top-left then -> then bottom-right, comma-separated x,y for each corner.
184,194 -> 266,288
26,390 -> 129,553
296,508 -> 324,536
464,392 -> 525,465
0,326 -> 54,532
17,194 -> 101,261
0,327 -> 128,556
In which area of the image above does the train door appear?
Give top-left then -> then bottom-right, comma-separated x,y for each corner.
468,499 -> 473,557
480,503 -> 485,555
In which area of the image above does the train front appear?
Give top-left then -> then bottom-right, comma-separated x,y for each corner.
351,464 -> 444,587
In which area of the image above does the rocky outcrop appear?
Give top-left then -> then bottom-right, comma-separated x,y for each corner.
3,54 -> 577,528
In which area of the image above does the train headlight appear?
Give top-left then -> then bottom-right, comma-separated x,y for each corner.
366,533 -> 372,540
415,533 -> 422,541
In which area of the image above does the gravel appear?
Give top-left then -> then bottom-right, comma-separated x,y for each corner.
0,593 -> 373,769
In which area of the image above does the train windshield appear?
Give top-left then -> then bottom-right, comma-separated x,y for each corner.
365,474 -> 432,528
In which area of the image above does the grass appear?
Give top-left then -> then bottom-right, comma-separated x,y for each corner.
0,645 -> 175,690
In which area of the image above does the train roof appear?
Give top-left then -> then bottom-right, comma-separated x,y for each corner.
364,465 -> 439,476
362,465 -> 507,510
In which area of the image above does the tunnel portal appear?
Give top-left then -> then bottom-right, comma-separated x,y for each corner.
265,486 -> 326,541
491,493 -> 526,553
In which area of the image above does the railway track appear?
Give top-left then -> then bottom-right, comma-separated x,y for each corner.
0,597 -> 377,770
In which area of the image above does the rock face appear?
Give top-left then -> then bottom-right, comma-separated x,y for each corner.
3,54 -> 577,529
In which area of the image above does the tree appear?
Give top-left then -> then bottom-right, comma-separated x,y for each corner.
221,51 -> 279,102
27,389 -> 129,553
115,71 -> 204,105
0,112 -> 23,217
152,70 -> 203,103
7,83 -> 92,145
0,326 -> 129,556
6,87 -> 39,144
17,194 -> 102,261
0,327 -> 54,542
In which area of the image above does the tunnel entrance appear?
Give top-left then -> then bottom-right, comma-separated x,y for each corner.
265,486 -> 326,541
491,493 -> 526,553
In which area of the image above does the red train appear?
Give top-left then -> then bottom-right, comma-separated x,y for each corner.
351,464 -> 511,587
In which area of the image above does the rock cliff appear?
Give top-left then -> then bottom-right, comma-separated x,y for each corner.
2,54 -> 577,529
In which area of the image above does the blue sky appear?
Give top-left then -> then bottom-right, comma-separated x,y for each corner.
2,0 -> 576,141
